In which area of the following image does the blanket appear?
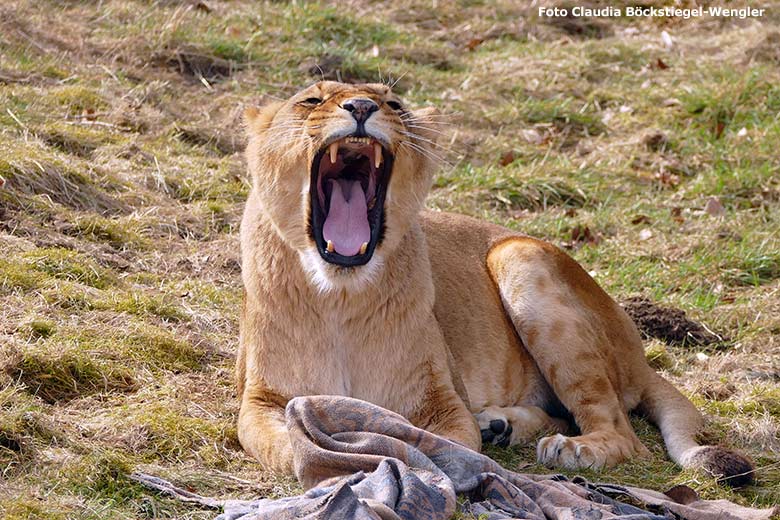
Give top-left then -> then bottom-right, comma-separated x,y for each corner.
132,395 -> 777,520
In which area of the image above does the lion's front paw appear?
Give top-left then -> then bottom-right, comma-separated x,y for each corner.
475,410 -> 513,448
537,433 -> 608,470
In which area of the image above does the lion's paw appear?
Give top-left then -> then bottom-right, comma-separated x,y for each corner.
536,433 -> 607,470
475,410 -> 513,448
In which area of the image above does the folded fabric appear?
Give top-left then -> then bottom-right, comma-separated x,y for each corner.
133,395 -> 777,520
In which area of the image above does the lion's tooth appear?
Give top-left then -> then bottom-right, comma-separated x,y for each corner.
367,197 -> 376,210
373,142 -> 382,168
326,240 -> 334,253
329,142 -> 339,164
359,242 -> 368,255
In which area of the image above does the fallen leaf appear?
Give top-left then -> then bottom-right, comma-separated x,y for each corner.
567,225 -> 601,248
631,215 -> 651,225
670,207 -> 685,224
466,38 -> 483,51
704,196 -> 726,216
499,151 -> 515,167
225,25 -> 242,37
192,0 -> 212,13
656,58 -> 669,69
642,131 -> 668,151
714,120 -> 726,138
655,170 -> 680,187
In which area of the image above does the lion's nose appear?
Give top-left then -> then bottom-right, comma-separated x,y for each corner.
342,98 -> 379,125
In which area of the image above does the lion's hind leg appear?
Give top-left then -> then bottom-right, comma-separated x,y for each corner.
476,405 -> 568,448
487,237 -> 650,470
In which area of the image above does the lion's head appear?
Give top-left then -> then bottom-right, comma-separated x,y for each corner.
244,81 -> 441,291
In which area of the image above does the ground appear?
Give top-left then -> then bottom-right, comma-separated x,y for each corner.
0,1 -> 778,518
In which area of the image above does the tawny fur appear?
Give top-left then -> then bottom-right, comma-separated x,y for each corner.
237,81 -> 753,483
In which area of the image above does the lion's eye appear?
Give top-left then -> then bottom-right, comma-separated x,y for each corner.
302,97 -> 322,105
386,100 -> 403,111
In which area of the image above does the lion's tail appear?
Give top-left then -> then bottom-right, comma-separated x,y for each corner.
640,371 -> 754,486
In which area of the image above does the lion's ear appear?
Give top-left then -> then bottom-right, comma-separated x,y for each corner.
244,101 -> 284,137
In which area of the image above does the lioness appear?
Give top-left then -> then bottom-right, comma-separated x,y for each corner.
238,81 -> 752,485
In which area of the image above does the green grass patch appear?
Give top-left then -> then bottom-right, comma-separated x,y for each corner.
644,341 -> 676,372
0,144 -> 125,214
436,163 -> 590,212
0,258 -> 47,294
121,403 -> 228,461
67,214 -> 146,249
724,250 -> 780,287
517,97 -> 606,140
101,292 -> 186,322
7,346 -> 136,404
39,281 -> 99,310
47,85 -> 108,115
66,451 -> 145,502
64,325 -> 205,373
23,247 -> 118,289
0,497 -> 68,520
36,121 -> 120,158
23,319 -> 57,340
122,328 -> 204,372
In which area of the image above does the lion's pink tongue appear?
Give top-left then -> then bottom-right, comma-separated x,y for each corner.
323,179 -> 370,256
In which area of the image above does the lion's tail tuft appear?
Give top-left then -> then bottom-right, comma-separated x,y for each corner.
680,445 -> 755,487
640,372 -> 754,487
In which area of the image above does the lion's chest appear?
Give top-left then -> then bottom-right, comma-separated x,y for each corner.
256,316 -> 413,414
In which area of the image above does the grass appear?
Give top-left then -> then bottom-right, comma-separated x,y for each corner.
1,0 -> 778,518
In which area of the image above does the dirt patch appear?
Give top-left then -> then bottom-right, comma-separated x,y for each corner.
540,12 -> 612,40
746,32 -> 780,65
174,126 -> 242,156
298,53 -> 383,85
0,69 -> 56,86
621,297 -> 725,347
386,45 -> 456,71
37,127 -> 101,158
4,350 -> 137,404
152,46 -> 243,81
0,160 -> 127,215
0,9 -> 78,55
486,179 -> 588,211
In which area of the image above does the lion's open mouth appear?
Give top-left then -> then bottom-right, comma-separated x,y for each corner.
309,135 -> 393,267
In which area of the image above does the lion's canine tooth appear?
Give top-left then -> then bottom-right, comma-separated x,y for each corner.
373,142 -> 382,168
367,197 -> 376,210
326,240 -> 334,253
329,142 -> 339,164
359,242 -> 368,255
